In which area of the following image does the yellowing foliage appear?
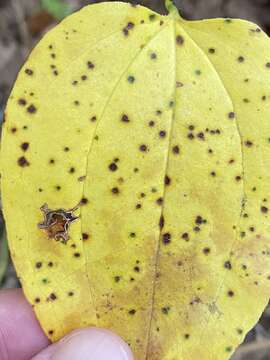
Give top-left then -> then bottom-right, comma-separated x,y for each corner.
1,1 -> 270,359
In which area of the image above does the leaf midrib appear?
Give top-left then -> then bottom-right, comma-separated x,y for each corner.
79,21 -> 173,328
145,20 -> 177,360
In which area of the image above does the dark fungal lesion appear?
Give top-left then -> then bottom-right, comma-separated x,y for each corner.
27,104 -> 37,114
122,22 -> 135,36
21,142 -> 29,151
87,61 -> 95,69
139,144 -> 148,152
176,35 -> 184,45
203,247 -> 211,255
164,175 -> 171,186
159,130 -> 166,138
161,306 -> 170,314
182,232 -> 189,241
18,156 -> 30,167
237,56 -> 245,63
162,232 -> 171,245
18,98 -> 27,106
121,114 -> 130,123
127,75 -> 135,83
108,161 -> 118,171
149,14 -> 156,21
224,260 -> 232,270
111,187 -> 120,194
25,68 -> 33,76
47,292 -> 57,301
80,197 -> 88,205
172,145 -> 180,154
228,111 -> 235,119
208,48 -> 216,54
197,131 -> 205,140
90,115 -> 97,122
235,175 -> 242,182
261,205 -> 268,213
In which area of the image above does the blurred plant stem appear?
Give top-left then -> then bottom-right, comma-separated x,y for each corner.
11,0 -> 32,58
41,0 -> 72,20
0,227 -> 8,285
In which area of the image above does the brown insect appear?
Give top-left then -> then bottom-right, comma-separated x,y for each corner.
38,202 -> 81,244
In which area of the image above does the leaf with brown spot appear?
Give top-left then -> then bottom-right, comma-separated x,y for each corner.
1,1 -> 270,359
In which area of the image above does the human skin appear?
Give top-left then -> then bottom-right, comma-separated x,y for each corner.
0,289 -> 134,360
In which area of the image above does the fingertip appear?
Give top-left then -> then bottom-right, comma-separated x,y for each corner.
33,327 -> 134,360
0,289 -> 49,360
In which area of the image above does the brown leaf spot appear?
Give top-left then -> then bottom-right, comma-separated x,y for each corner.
162,233 -> 171,245
121,114 -> 130,122
261,206 -> 268,213
18,156 -> 30,167
27,104 -> 37,114
176,35 -> 184,45
21,142 -> 29,151
87,61 -> 95,69
18,98 -> 27,106
109,162 -> 118,171
139,144 -> 148,152
228,112 -> 235,119
224,261 -> 232,270
80,197 -> 88,205
25,68 -> 33,76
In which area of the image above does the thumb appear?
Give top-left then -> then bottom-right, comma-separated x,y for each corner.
31,328 -> 134,360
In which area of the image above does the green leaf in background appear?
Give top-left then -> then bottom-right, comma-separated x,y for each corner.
0,227 -> 8,285
41,0 -> 72,20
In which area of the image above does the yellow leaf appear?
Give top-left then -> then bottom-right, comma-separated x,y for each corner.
1,1 -> 270,359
